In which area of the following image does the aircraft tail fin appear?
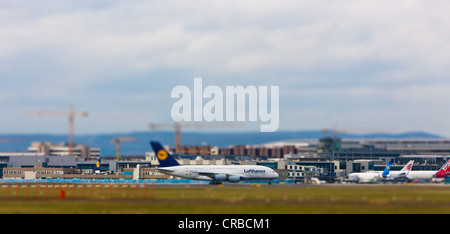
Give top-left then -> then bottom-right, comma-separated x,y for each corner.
434,159 -> 450,178
95,157 -> 101,173
150,141 -> 181,167
382,160 -> 392,178
400,160 -> 414,176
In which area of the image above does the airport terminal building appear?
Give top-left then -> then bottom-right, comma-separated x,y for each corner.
0,138 -> 450,183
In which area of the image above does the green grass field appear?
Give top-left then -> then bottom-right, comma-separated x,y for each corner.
1,183 -> 450,213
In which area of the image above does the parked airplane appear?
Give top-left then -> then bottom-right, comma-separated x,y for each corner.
405,159 -> 450,181
95,157 -> 102,174
389,160 -> 414,179
435,160 -> 450,178
348,160 -> 392,183
150,141 -> 279,184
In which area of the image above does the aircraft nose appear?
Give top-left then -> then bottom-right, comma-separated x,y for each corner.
273,171 -> 279,178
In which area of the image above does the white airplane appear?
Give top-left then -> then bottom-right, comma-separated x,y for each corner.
348,160 -> 392,183
95,157 -> 102,174
404,159 -> 450,181
150,141 -> 279,184
389,160 -> 414,179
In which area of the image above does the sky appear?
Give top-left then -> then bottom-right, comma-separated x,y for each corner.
1,0 -> 450,137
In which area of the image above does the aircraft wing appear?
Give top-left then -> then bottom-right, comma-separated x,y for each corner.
197,171 -> 224,179
155,168 -> 176,173
197,171 -> 215,176
394,171 -> 408,178
197,171 -> 245,180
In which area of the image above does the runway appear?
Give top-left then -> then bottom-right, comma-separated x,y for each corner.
0,182 -> 449,213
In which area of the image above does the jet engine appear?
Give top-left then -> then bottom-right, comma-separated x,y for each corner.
214,174 -> 227,181
228,176 -> 241,182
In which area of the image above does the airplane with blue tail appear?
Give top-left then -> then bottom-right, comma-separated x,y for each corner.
95,157 -> 101,174
348,160 -> 393,183
150,141 -> 279,184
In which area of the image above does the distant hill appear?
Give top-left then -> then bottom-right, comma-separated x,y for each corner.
0,131 -> 442,156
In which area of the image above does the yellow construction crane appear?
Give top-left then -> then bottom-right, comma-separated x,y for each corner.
149,121 -> 242,151
321,123 -> 341,139
0,139 -> 18,144
25,105 -> 88,156
110,137 -> 137,160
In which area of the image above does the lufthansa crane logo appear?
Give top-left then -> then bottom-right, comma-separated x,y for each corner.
157,149 -> 168,161
96,161 -> 100,168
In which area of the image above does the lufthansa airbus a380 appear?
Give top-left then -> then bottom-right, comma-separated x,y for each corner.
150,141 -> 279,184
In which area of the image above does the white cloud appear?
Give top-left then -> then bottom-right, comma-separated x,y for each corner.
3,0 -> 450,76
1,0 -> 450,135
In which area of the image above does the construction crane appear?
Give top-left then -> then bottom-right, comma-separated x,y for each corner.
0,139 -> 24,143
321,123 -> 342,139
25,105 -> 88,156
110,137 -> 137,160
321,124 -> 397,139
149,121 -> 242,151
